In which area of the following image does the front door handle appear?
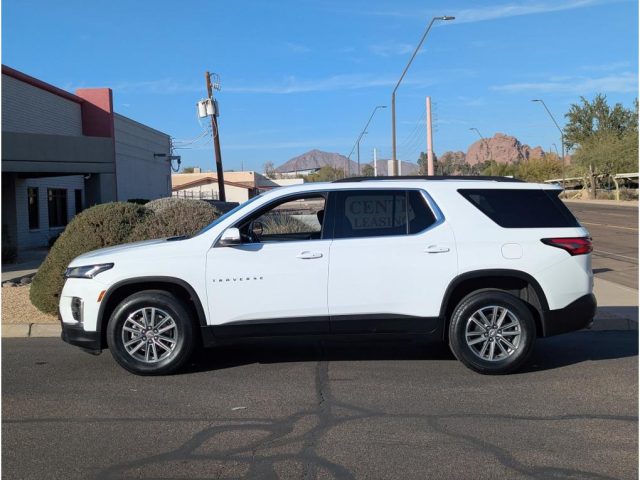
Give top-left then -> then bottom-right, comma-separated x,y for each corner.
425,245 -> 450,254
296,251 -> 323,260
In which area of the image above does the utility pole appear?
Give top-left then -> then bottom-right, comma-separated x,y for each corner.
469,127 -> 490,176
205,71 -> 226,201
373,147 -> 378,177
348,105 -> 386,177
426,96 -> 434,176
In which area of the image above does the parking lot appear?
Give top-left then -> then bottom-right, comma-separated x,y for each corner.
3,331 -> 637,479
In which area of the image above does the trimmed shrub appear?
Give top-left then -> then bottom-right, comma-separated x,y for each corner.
30,202 -> 151,315
129,198 -> 222,241
262,213 -> 310,235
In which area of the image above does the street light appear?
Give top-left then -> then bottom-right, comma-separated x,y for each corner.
391,15 -> 455,176
347,105 -> 387,176
469,127 -> 492,176
532,99 -> 565,187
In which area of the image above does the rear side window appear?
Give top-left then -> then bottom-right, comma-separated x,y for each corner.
458,189 -> 580,228
333,190 -> 436,239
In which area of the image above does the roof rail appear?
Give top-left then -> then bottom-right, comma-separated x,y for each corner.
332,175 -> 524,183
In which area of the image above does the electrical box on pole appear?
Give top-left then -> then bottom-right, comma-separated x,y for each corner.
204,71 -> 226,202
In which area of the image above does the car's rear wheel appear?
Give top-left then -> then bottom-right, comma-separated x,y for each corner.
106,290 -> 195,375
449,290 -> 536,374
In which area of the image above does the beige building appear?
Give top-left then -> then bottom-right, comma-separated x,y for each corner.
171,170 -> 279,203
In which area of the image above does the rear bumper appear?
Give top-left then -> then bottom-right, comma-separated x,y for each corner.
541,293 -> 597,337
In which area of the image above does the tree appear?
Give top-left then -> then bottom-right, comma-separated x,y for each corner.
263,161 -> 276,178
516,154 -> 563,183
306,165 -> 346,182
361,164 -> 375,177
417,151 -> 439,175
181,166 -> 196,173
564,94 -> 638,198
564,94 -> 637,150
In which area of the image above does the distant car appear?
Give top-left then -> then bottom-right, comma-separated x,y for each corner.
59,176 -> 596,375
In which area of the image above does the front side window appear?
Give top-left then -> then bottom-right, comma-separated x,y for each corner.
238,194 -> 326,243
27,187 -> 39,230
333,190 -> 436,239
47,188 -> 68,228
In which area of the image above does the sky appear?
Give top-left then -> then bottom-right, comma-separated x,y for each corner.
3,0 -> 638,172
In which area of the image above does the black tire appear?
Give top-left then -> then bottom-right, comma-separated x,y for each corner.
448,290 -> 536,374
106,290 -> 195,375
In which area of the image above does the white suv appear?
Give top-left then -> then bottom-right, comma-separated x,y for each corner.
59,177 -> 596,375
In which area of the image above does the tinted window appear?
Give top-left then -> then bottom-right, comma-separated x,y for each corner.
408,190 -> 437,233
27,187 -> 39,230
333,190 -> 436,239
239,195 -> 326,243
458,189 -> 580,228
47,188 -> 67,228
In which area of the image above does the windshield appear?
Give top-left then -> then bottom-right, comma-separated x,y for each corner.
194,194 -> 264,236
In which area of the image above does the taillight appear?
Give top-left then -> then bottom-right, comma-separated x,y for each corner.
541,237 -> 593,256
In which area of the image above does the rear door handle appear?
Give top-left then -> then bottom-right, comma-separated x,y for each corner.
424,245 -> 450,254
296,251 -> 323,260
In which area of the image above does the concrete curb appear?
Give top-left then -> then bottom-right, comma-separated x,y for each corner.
562,198 -> 638,207
2,324 -> 60,338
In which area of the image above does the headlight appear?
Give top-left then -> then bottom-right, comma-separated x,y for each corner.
64,263 -> 114,279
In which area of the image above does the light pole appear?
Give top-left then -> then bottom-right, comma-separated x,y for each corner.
347,105 -> 386,176
391,15 -> 455,176
469,127 -> 491,176
532,99 -> 565,187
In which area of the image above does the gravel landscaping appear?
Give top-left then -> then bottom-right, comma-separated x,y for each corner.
1,285 -> 57,325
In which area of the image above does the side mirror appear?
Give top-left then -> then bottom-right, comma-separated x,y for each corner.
218,227 -> 241,247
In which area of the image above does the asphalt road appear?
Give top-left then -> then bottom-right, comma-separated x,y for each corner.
565,202 -> 638,289
3,335 -> 637,479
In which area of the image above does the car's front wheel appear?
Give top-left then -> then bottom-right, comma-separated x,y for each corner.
106,290 -> 195,375
448,290 -> 536,374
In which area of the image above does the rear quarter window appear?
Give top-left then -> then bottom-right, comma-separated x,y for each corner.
458,188 -> 580,228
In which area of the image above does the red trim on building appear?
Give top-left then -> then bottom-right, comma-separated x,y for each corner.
75,88 -> 115,138
2,64 -> 84,104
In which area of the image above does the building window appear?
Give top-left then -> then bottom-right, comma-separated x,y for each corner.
75,189 -> 83,215
48,189 -> 68,228
27,187 -> 39,230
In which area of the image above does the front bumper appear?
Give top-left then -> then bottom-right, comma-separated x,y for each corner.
541,293 -> 597,337
59,315 -> 102,354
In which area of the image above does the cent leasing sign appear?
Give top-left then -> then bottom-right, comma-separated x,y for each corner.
345,195 -> 410,229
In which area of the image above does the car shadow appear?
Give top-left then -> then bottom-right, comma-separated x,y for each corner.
181,329 -> 638,375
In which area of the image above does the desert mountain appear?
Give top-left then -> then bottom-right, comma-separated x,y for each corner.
275,149 -> 358,173
465,133 -> 545,165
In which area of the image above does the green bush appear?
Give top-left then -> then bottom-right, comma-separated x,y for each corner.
30,202 -> 151,315
129,198 -> 222,241
262,213 -> 310,235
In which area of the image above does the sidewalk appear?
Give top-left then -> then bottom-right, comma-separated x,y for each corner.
563,198 -> 638,207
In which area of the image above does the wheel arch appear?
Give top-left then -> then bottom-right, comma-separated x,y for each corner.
97,276 -> 208,349
440,269 -> 549,339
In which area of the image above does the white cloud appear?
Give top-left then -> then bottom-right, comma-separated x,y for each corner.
367,0 -> 620,23
370,42 -> 414,57
112,79 -> 201,94
225,73 -> 435,94
491,72 -> 638,94
285,42 -> 311,53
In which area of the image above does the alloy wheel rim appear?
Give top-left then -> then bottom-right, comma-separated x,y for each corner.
465,305 -> 521,362
122,307 -> 178,363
